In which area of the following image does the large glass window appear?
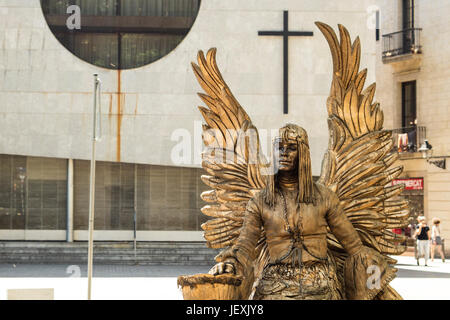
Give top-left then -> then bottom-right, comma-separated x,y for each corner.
73,161 -> 208,231
0,155 -> 67,230
136,164 -> 208,231
40,0 -> 201,69
73,161 -> 135,230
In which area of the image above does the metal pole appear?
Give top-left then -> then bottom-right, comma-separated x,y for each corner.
87,74 -> 100,300
133,164 -> 137,264
67,159 -> 74,242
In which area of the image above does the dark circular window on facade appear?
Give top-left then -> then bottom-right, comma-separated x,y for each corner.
40,0 -> 201,69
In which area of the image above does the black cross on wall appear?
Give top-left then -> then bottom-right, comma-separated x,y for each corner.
258,11 -> 313,114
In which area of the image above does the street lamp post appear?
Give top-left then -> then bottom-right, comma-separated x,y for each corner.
418,139 -> 446,170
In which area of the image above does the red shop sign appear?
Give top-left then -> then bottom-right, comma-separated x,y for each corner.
392,178 -> 424,190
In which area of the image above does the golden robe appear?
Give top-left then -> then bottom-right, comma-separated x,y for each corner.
216,183 -> 394,299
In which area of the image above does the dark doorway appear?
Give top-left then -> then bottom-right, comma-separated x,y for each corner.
402,81 -> 417,128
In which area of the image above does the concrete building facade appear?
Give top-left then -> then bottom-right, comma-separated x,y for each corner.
0,0 -> 377,241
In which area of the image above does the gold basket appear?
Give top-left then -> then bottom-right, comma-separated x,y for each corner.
177,273 -> 243,300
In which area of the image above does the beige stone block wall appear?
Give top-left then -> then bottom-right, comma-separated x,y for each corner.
376,0 -> 450,254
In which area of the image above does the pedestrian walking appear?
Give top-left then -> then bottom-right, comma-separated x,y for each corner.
431,217 -> 445,263
415,216 -> 431,266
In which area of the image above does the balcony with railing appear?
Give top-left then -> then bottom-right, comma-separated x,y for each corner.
389,126 -> 426,155
382,28 -> 422,61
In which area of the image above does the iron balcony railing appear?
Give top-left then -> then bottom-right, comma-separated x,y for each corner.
382,28 -> 422,58
389,126 -> 426,153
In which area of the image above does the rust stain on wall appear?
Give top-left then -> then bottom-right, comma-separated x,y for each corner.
134,94 -> 139,115
116,70 -> 123,162
108,93 -> 113,115
108,93 -> 113,149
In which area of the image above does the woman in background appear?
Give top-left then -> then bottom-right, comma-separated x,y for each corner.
415,216 -> 431,266
431,218 -> 445,263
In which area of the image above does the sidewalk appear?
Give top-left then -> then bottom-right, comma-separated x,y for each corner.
0,255 -> 448,300
390,255 -> 450,300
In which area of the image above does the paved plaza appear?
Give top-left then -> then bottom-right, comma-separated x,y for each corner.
0,255 -> 448,300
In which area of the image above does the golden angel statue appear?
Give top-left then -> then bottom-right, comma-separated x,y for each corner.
177,22 -> 409,300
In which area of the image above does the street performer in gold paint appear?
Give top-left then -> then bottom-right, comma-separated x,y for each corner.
211,124 -> 366,299
178,22 -> 410,300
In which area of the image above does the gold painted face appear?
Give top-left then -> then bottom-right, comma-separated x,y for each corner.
275,139 -> 299,172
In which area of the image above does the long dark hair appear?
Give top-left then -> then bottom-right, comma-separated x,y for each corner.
263,124 -> 315,207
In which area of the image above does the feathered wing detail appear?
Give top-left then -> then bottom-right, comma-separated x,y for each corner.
315,22 -> 409,299
193,48 -> 269,297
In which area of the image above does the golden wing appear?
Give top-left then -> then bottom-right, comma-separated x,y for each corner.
193,48 -> 270,298
316,22 -> 409,299
193,48 -> 268,247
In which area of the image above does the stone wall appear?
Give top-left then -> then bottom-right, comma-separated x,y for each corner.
0,0 -> 376,176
